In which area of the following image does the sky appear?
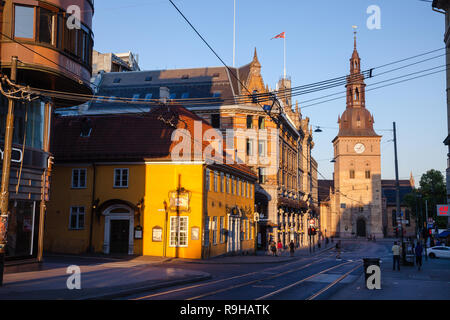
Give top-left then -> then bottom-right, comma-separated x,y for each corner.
91,0 -> 447,185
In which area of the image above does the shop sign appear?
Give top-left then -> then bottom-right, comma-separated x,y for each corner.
134,226 -> 143,239
436,205 -> 449,216
152,226 -> 162,242
0,147 -> 23,164
169,189 -> 190,212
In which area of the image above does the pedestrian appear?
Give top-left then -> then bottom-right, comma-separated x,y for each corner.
335,240 -> 341,259
270,241 -> 277,256
415,241 -> 423,271
277,241 -> 283,256
318,240 -> 321,249
331,237 -> 334,243
392,241 -> 401,271
289,240 -> 295,257
325,237 -> 329,247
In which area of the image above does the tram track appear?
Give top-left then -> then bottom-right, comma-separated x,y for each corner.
132,249 -> 336,300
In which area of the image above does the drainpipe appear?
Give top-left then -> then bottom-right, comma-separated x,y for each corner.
88,163 -> 96,253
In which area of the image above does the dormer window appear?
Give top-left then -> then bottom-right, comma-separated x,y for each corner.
181,74 -> 189,79
145,76 -> 152,81
113,78 -> 121,84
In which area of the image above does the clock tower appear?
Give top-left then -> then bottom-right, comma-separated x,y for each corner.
331,33 -> 383,238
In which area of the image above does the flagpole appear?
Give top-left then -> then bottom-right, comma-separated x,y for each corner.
283,34 -> 286,79
233,0 -> 236,67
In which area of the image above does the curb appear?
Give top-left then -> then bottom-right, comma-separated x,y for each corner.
79,274 -> 212,300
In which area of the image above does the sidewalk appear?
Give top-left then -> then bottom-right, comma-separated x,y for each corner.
0,244 -> 334,300
0,256 -> 210,300
330,254 -> 450,300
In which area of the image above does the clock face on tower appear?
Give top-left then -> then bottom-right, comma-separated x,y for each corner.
354,143 -> 365,154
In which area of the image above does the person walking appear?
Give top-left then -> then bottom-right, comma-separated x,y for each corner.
415,241 -> 423,271
392,241 -> 401,271
277,241 -> 283,256
289,240 -> 295,257
270,241 -> 277,256
325,237 -> 329,247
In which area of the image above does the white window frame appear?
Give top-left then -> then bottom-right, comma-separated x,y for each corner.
72,168 -> 87,189
212,216 -> 217,245
69,206 -> 85,230
219,216 -> 224,243
169,216 -> 189,247
114,168 -> 129,188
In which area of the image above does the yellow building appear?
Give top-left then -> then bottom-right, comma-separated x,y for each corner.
44,106 -> 257,259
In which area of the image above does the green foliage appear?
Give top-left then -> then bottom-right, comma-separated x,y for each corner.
403,169 -> 447,229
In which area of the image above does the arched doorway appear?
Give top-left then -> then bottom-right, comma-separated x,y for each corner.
357,218 -> 366,237
103,204 -> 134,255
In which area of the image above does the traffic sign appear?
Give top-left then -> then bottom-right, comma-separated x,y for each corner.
309,219 -> 315,226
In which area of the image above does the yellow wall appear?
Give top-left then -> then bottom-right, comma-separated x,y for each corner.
45,164 -> 145,254
143,163 -> 205,259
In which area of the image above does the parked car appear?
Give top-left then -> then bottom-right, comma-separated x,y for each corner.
426,246 -> 450,259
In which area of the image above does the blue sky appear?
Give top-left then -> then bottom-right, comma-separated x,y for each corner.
92,0 -> 447,184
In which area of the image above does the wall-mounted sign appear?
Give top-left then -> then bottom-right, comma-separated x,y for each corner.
437,204 -> 449,216
0,147 -> 23,164
152,226 -> 162,242
169,189 -> 190,212
191,226 -> 199,240
134,226 -> 143,239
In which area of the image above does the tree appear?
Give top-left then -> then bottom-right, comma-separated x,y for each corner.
404,170 -> 447,229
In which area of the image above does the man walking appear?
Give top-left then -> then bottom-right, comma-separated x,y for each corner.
289,240 -> 295,257
392,241 -> 401,271
415,241 -> 423,271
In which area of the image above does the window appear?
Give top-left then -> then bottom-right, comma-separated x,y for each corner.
169,93 -> 177,99
72,169 -> 87,188
246,115 -> 253,129
258,168 -> 266,184
39,7 -> 53,44
258,116 -> 265,129
245,181 -> 248,198
212,217 -> 217,245
214,171 -> 218,192
219,216 -> 224,243
211,114 -> 220,128
231,176 -> 235,194
145,76 -> 152,81
169,216 -> 188,247
69,207 -> 85,230
236,178 -> 240,195
14,5 -> 35,39
226,174 -> 230,193
213,91 -> 221,98
132,94 -> 140,101
113,78 -> 121,84
241,180 -> 245,196
258,140 -> 267,157
205,169 -> 210,191
349,170 -> 355,179
250,184 -> 253,199
181,92 -> 190,99
114,168 -> 129,188
145,93 -> 153,100
246,139 -> 254,156
220,172 -> 224,193
365,170 -> 371,179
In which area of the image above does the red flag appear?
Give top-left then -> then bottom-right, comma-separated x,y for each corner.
271,32 -> 285,39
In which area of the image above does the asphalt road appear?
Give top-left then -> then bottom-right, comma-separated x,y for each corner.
122,239 -> 450,300
122,241 -> 373,300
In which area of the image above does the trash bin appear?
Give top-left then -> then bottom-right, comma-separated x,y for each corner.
363,258 -> 380,283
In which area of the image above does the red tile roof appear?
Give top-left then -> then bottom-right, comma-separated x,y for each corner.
51,105 -> 256,178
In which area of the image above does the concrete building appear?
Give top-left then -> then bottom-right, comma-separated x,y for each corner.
432,1 -> 450,206
0,0 -> 94,268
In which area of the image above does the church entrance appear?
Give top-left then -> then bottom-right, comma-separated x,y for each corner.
356,218 -> 366,237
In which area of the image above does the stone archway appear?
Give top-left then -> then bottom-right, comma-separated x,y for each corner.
356,218 -> 366,237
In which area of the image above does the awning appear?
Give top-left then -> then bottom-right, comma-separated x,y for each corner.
437,230 -> 450,238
